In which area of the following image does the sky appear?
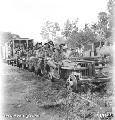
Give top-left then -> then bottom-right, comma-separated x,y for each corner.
0,0 -> 108,43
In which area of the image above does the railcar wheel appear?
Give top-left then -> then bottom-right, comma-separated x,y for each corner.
78,83 -> 90,93
11,62 -> 14,66
45,64 -> 50,73
12,61 -> 15,66
34,67 -> 43,77
37,69 -> 43,77
19,63 -> 22,68
16,61 -> 20,67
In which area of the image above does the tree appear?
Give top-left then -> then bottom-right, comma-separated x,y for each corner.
107,0 -> 114,32
62,19 -> 78,39
98,12 -> 108,27
0,32 -> 12,44
40,21 -> 60,42
66,23 -> 96,50
83,24 -> 97,44
98,12 -> 109,39
91,11 -> 111,45
62,19 -> 72,39
0,32 -> 20,44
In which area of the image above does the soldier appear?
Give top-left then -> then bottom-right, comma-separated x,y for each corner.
52,47 -> 60,62
34,42 -> 42,50
59,44 -> 67,61
34,43 -> 48,76
35,43 -> 43,58
48,41 -> 54,47
48,41 -> 54,56
43,43 -> 50,58
59,43 -> 65,51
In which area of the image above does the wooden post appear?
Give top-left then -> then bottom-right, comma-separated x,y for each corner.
12,39 -> 14,57
92,43 -> 94,51
4,44 -> 6,59
91,43 -> 94,57
88,63 -> 92,76
19,40 -> 21,50
27,40 -> 28,51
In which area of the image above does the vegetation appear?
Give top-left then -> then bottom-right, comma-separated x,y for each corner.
4,1 -> 114,120
29,77 -> 113,120
40,21 -> 60,42
40,0 -> 113,52
35,1 -> 114,120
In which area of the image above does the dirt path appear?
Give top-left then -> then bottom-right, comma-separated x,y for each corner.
2,63 -> 62,120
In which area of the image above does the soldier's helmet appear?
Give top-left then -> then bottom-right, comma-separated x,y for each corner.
60,43 -> 65,46
48,41 -> 54,46
59,43 -> 66,49
44,43 -> 50,48
52,47 -> 56,52
38,42 -> 42,45
44,43 -> 48,45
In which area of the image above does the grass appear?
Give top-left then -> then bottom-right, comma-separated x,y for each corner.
28,76 -> 113,120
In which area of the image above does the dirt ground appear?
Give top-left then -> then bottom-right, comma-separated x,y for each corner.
2,62 -> 63,120
1,62 -> 113,120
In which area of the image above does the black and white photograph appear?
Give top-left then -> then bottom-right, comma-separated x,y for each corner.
0,0 -> 114,120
